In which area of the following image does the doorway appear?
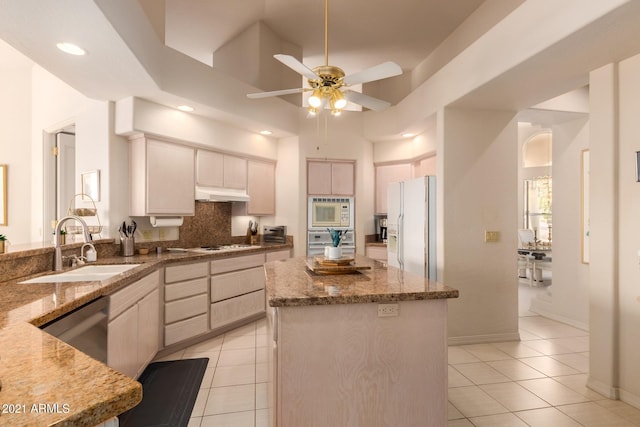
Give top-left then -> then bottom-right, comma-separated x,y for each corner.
43,126 -> 75,244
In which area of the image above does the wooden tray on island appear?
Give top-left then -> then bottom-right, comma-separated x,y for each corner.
315,256 -> 354,266
306,256 -> 372,274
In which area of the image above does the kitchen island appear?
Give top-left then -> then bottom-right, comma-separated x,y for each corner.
265,255 -> 458,427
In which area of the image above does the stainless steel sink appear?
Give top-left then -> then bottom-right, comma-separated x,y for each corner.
20,264 -> 141,284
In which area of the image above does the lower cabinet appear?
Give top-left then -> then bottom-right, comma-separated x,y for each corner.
163,261 -> 209,346
108,271 -> 160,379
366,245 -> 388,261
210,253 -> 266,330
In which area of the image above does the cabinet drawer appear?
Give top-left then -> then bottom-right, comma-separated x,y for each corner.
266,249 -> 290,263
211,267 -> 264,303
109,271 -> 159,320
366,246 -> 388,261
165,262 -> 208,283
165,294 -> 208,324
165,277 -> 208,302
210,253 -> 265,275
164,314 -> 208,346
210,289 -> 265,329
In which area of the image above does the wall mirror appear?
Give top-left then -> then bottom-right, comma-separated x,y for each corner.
1,164 -> 7,226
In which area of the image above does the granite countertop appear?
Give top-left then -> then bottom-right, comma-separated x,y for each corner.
365,242 -> 387,247
265,255 -> 458,307
0,322 -> 141,427
0,242 -> 291,426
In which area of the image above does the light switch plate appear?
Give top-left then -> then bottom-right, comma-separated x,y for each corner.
485,231 -> 499,242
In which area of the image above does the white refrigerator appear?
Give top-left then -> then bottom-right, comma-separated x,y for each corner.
387,176 -> 437,280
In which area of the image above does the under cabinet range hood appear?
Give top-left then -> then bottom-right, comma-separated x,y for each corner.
195,186 -> 250,202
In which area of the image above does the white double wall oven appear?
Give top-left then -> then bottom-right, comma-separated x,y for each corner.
307,197 -> 355,257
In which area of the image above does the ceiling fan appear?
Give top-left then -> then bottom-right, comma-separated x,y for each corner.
247,0 -> 402,116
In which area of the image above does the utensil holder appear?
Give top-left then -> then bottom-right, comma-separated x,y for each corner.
120,236 -> 135,257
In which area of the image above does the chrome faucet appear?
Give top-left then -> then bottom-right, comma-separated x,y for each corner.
53,215 -> 92,271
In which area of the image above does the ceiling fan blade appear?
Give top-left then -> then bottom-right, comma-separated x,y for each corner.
274,54 -> 319,81
343,91 -> 391,112
247,88 -> 306,99
343,61 -> 403,86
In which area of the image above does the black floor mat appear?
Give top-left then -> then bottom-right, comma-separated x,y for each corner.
119,358 -> 209,427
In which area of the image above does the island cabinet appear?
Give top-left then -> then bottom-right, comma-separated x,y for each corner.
163,261 -> 209,346
265,256 -> 458,427
129,136 -> 195,216
108,271 -> 160,379
210,253 -> 266,331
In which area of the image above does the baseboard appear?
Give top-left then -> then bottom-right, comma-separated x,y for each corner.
448,331 -> 521,346
619,389 -> 640,409
587,376 -> 620,400
529,301 -> 589,331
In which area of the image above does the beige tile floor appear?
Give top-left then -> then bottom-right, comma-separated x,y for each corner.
153,284 -> 640,427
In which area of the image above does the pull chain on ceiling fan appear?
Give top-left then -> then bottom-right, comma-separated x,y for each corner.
247,0 -> 402,116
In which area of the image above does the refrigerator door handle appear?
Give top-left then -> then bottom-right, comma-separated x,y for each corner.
398,213 -> 404,269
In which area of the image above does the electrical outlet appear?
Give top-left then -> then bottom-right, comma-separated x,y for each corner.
158,228 -> 166,240
484,231 -> 499,242
141,230 -> 153,241
378,303 -> 399,317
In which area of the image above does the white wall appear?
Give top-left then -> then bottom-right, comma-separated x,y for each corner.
31,66 -> 112,242
617,52 -> 640,406
0,42 -> 31,245
440,107 -> 519,343
589,52 -> 640,405
530,118 -> 589,328
300,113 -> 375,255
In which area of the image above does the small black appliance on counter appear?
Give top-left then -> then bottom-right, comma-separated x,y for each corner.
263,225 -> 287,244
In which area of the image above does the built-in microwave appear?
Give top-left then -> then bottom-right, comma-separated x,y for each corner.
308,197 -> 354,229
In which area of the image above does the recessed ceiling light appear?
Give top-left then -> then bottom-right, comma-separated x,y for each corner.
177,105 -> 194,112
402,133 -> 415,138
260,130 -> 273,136
56,42 -> 86,56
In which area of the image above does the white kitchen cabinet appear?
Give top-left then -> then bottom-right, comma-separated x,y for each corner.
366,245 -> 388,261
163,261 -> 209,346
210,253 -> 266,330
196,150 -> 224,187
374,163 -> 411,214
223,155 -> 248,190
129,136 -> 195,216
266,249 -> 291,263
247,159 -> 276,216
108,271 -> 160,378
307,160 -> 355,196
196,149 -> 247,190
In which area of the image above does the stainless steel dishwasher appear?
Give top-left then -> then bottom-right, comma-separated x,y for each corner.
41,297 -> 108,363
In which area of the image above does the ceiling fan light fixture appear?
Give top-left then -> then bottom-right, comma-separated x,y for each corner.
331,109 -> 342,116
308,89 -> 323,108
331,90 -> 347,110
307,106 -> 319,116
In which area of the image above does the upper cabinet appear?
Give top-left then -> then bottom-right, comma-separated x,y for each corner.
374,156 -> 436,215
308,160 -> 355,196
130,136 -> 195,216
196,150 -> 247,190
374,164 -> 411,215
247,160 -> 276,216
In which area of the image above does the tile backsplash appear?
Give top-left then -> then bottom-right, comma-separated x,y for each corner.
178,202 -> 232,248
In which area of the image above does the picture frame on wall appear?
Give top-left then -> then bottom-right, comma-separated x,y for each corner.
81,170 -> 100,202
581,149 -> 590,264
